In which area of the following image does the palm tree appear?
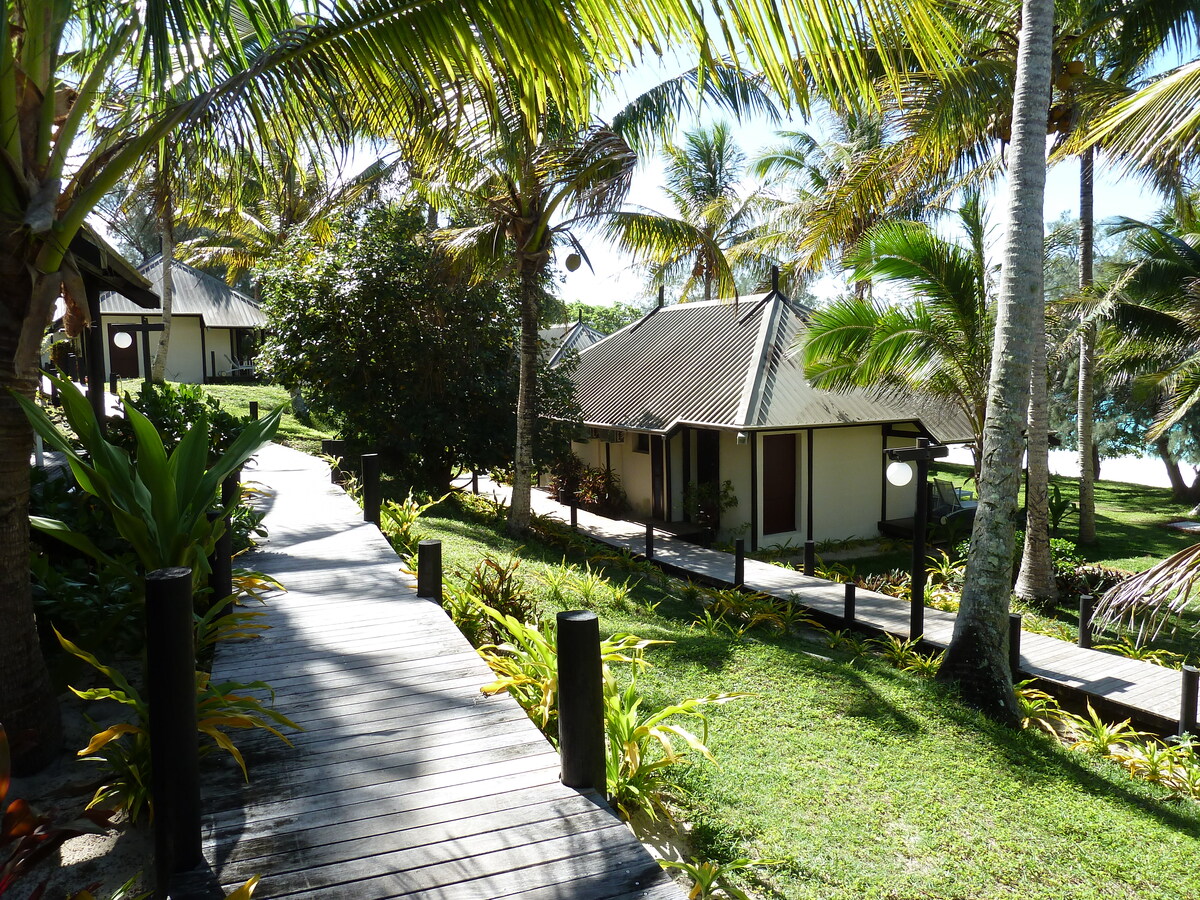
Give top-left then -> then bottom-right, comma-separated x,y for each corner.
13,0 -> 962,774
604,122 -> 770,303
936,0 -> 1056,723
801,192 -> 994,468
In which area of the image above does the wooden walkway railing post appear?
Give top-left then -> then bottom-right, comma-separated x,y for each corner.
1078,594 -> 1094,649
362,453 -> 381,526
570,499 -> 578,530
145,567 -> 202,897
417,540 -> 443,602
249,400 -> 259,421
557,611 -> 606,794
803,540 -> 815,576
844,582 -> 856,623
1181,666 -> 1199,736
108,373 -> 117,394
645,523 -> 654,560
1009,614 -> 1023,679
734,539 -> 745,587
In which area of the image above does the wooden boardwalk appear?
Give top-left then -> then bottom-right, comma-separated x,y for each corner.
198,445 -> 681,899
468,478 -> 1191,734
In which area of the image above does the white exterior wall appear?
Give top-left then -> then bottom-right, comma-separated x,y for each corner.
809,426 -> 889,541
614,436 -> 654,517
102,316 -> 242,383
717,429 -> 752,542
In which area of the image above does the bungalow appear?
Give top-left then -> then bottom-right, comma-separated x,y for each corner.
560,289 -> 973,548
539,318 -> 608,366
99,255 -> 266,383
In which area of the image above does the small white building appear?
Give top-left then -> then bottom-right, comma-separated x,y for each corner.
560,290 -> 973,548
99,256 -> 266,383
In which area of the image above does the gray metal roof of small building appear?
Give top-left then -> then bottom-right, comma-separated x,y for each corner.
569,292 -> 974,441
99,256 -> 266,329
540,319 -> 609,366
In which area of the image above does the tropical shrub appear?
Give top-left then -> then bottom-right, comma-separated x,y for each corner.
57,631 -> 299,822
380,490 -> 447,559
19,374 -> 281,591
1064,703 -> 1145,757
1014,679 -> 1069,735
106,381 -> 247,463
657,856 -> 782,900
1,725 -> 112,896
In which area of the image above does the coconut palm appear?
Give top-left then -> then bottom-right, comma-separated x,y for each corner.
802,191 -> 994,468
937,0 -> 1056,723
4,0 -> 972,775
604,122 -> 771,303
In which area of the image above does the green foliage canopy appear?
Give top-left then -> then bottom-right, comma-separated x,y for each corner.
260,204 -> 575,491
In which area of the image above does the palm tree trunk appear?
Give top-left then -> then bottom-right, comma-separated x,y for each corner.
938,0 -> 1053,725
507,266 -> 540,534
1015,304 -> 1057,603
152,204 -> 175,383
1156,435 -> 1198,501
1077,147 -> 1097,543
0,246 -> 63,773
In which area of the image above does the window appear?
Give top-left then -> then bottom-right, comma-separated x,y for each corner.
633,433 -> 650,453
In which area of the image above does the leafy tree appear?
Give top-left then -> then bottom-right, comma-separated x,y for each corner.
561,301 -> 646,334
605,122 -> 772,302
802,192 -> 994,470
260,204 -> 556,492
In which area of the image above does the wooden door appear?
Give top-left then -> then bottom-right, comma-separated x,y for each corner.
762,433 -> 797,534
108,325 -> 139,378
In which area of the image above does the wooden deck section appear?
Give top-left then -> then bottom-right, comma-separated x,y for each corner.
197,445 -> 681,899
476,480 -> 1191,734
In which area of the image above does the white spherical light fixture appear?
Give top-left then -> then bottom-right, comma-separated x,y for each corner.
886,460 -> 914,487
113,331 -> 133,349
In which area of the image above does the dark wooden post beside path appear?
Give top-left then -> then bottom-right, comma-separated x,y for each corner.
557,611 -> 606,794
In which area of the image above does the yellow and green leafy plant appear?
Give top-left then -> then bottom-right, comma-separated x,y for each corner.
869,633 -> 926,669
1064,703 -> 1145,757
1095,636 -> 1186,669
657,856 -> 783,900
1014,680 -> 1069,735
380,490 -> 448,559
604,670 -> 747,821
1107,738 -> 1192,788
472,599 -> 662,738
57,630 -> 299,821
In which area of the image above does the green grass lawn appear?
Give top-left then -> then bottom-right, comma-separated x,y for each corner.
114,379 -> 336,455
416,498 -> 1200,900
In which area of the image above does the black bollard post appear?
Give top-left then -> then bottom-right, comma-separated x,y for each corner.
804,540 -> 816,577
1078,594 -> 1094,649
417,540 -> 443,602
361,453 -> 381,525
1181,666 -> 1199,736
557,611 -> 606,793
108,373 -> 117,395
1009,613 -> 1023,679
50,377 -> 60,407
321,439 -> 344,484
645,523 -> 654,560
471,471 -> 479,495
734,539 -> 745,587
248,400 -> 259,421
844,582 -> 856,623
206,511 -> 233,612
570,500 -> 578,530
145,567 -> 201,897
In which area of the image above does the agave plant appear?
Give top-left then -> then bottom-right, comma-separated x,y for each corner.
17,373 -> 282,587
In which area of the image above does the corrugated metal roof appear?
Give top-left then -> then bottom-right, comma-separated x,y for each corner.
570,292 -> 975,442
541,320 -> 608,366
99,256 -> 265,329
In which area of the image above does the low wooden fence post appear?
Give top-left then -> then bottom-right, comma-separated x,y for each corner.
844,582 -> 856,624
1181,666 -> 1199,736
417,540 -> 443,602
645,523 -> 654,560
471,471 -> 479,495
145,567 -> 202,896
803,540 -> 816,577
570,500 -> 578,530
249,400 -> 259,421
1078,594 -> 1094,649
108,373 -> 117,394
557,611 -> 606,794
734,539 -> 745,587
1009,613 -> 1023,679
362,453 -> 381,526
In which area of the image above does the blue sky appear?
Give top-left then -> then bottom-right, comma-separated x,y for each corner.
558,59 -> 1174,309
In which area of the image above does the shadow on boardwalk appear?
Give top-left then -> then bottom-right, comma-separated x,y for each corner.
197,444 -> 680,900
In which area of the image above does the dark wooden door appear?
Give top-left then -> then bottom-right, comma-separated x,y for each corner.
762,433 -> 797,534
651,435 -> 665,519
108,326 -> 139,378
696,429 -> 719,488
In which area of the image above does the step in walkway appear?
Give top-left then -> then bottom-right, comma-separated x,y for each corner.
468,477 -> 1189,734
196,445 -> 681,899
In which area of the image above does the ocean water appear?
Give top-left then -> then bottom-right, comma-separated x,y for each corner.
942,445 -> 1179,490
